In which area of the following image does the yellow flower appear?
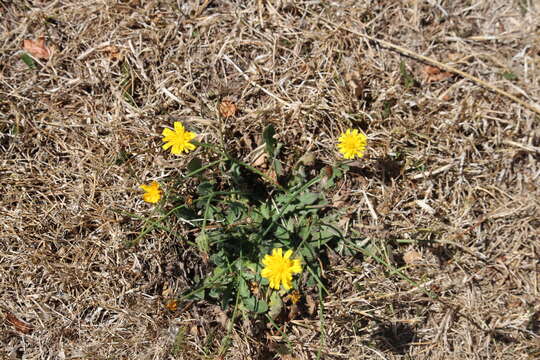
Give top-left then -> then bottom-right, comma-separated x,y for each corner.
139,181 -> 162,203
165,299 -> 178,311
162,121 -> 196,155
289,290 -> 301,304
261,248 -> 302,290
337,128 -> 367,159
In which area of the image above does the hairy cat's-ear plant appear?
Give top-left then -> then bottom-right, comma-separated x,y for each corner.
132,123 -> 371,326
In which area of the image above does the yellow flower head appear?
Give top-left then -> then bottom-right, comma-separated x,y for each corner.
261,248 -> 302,290
162,121 -> 197,155
139,181 -> 162,203
289,290 -> 301,305
337,128 -> 367,159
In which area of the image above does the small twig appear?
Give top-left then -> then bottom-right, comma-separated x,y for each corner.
411,162 -> 455,180
76,41 -> 111,60
503,139 -> 540,153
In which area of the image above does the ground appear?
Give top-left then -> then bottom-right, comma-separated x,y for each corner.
1,1 -> 539,359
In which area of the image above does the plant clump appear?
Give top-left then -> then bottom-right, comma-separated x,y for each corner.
136,123 -> 368,320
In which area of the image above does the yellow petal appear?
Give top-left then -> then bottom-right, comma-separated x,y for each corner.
269,279 -> 279,289
291,259 -> 302,273
163,143 -> 173,151
171,144 -> 182,155
162,128 -> 174,137
262,255 -> 272,266
261,268 -> 271,277
139,184 -> 150,191
174,121 -> 184,132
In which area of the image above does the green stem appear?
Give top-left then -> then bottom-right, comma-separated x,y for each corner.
185,158 -> 222,177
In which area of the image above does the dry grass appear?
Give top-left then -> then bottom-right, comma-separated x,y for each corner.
1,0 -> 539,359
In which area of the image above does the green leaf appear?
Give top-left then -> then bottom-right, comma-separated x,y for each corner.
226,201 -> 247,223
187,157 -> 203,176
263,124 -> 276,157
400,61 -> 416,89
272,159 -> 283,176
281,203 -> 297,216
220,287 -> 235,309
259,203 -> 271,220
240,260 -> 259,280
195,233 -> 209,254
190,287 -> 206,300
250,209 -> 262,224
297,192 -> 319,205
502,71 -> 518,81
21,53 -> 37,69
285,218 -> 295,232
268,291 -> 283,320
210,265 -> 227,279
382,99 -> 396,119
318,228 -> 337,243
210,250 -> 228,267
299,245 -> 316,262
208,286 -> 223,299
238,277 -> 250,298
306,275 -> 316,287
197,181 -> 214,195
243,297 -> 268,313
228,162 -> 242,182
174,205 -> 196,220
274,225 -> 290,241
298,224 -> 311,242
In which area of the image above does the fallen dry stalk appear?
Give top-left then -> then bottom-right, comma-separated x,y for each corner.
315,13 -> 540,116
